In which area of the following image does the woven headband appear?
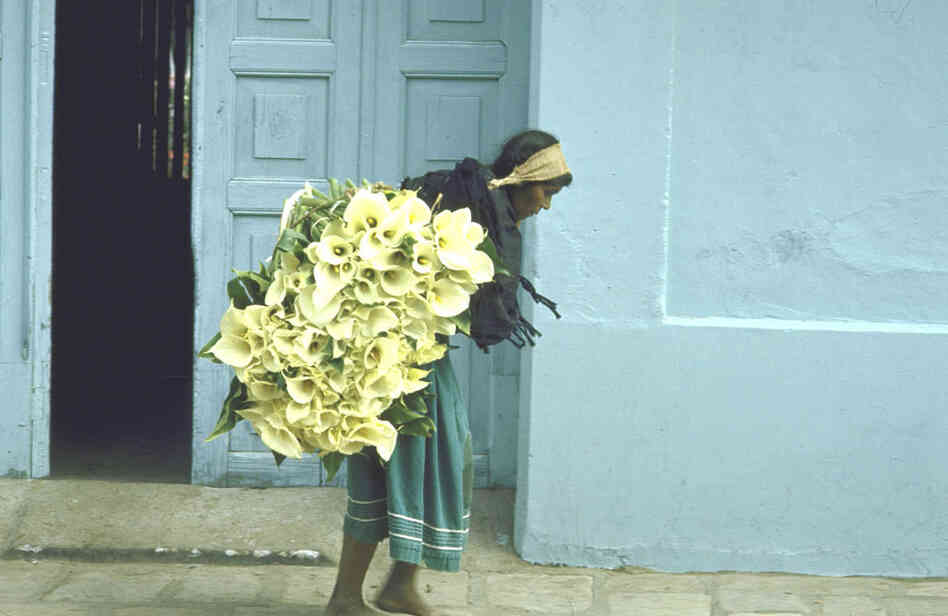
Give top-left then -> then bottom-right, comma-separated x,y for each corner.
487,143 -> 571,190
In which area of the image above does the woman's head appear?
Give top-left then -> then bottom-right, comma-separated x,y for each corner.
491,130 -> 572,221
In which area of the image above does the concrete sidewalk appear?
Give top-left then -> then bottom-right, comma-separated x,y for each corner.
2,478 -> 947,615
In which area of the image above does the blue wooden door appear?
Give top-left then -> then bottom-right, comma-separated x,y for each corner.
191,0 -> 530,487
0,0 -> 54,478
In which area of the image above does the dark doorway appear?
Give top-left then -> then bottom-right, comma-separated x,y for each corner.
51,0 -> 194,482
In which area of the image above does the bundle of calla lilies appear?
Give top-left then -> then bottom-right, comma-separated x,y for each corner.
199,179 -> 502,480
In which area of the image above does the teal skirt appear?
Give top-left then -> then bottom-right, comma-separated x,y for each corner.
343,355 -> 473,572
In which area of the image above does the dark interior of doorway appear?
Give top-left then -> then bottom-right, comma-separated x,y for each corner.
51,0 -> 194,483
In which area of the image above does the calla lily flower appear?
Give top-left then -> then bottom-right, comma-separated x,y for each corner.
293,328 -> 328,364
362,367 -> 403,399
271,328 -> 297,356
435,227 -> 476,271
464,221 -> 486,246
364,336 -> 400,373
219,304 -> 249,337
343,189 -> 390,233
348,419 -> 398,461
364,306 -> 398,336
298,284 -> 343,326
376,208 -> 410,248
285,271 -> 311,295
327,317 -> 355,340
399,196 -> 431,230
286,374 -> 319,404
265,270 -> 287,306
433,208 -> 470,235
403,295 -> 430,319
426,279 -> 470,317
402,318 -> 428,340
446,269 -> 479,295
317,235 -> 354,265
261,348 -> 284,372
280,251 -> 302,274
411,241 -> 440,275
353,279 -> 382,305
401,367 -> 431,394
285,400 -> 312,425
248,377 -> 283,401
433,319 -> 457,336
371,248 -> 412,271
210,334 -> 253,367
315,261 -> 356,291
380,267 -> 415,296
237,404 -> 304,459
313,408 -> 342,432
468,250 -> 495,284
358,228 -> 387,261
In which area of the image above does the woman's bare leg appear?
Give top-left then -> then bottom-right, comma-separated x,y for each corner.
326,532 -> 379,615
377,561 -> 438,616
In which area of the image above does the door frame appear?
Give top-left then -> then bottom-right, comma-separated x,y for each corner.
28,0 -> 56,478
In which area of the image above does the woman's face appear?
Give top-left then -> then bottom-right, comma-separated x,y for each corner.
510,183 -> 562,222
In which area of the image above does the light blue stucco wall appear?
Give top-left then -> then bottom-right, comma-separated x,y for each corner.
516,0 -> 948,577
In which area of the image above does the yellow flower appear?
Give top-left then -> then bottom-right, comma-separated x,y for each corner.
399,195 -> 432,230
343,189 -> 390,233
361,367 -> 403,399
355,305 -> 398,336
316,234 -> 354,265
210,304 -> 254,367
468,250 -> 495,284
237,402 -> 304,459
401,367 -> 431,394
286,372 -> 320,404
247,376 -> 284,401
380,267 -> 415,296
347,419 -> 398,461
285,400 -> 312,425
293,328 -> 329,364
426,279 -> 470,317
297,284 -> 343,326
376,208 -> 411,248
363,336 -> 400,373
315,260 -> 356,291
266,270 -> 287,306
411,241 -> 440,275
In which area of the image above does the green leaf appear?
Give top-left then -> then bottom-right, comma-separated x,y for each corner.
227,277 -> 256,309
404,392 -> 430,415
381,399 -> 426,426
232,268 -> 271,291
275,228 -> 308,253
205,377 -> 246,442
478,236 -> 512,277
451,310 -> 471,336
398,417 -> 437,438
321,451 -> 346,483
197,332 -> 222,361
328,178 -> 341,200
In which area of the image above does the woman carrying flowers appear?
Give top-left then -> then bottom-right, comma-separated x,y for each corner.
327,130 -> 573,616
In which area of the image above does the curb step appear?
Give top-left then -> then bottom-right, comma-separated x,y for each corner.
3,544 -> 330,567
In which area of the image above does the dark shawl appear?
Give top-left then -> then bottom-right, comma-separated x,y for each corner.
402,158 -> 561,351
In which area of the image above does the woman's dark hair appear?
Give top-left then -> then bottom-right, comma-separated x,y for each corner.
491,130 -> 573,189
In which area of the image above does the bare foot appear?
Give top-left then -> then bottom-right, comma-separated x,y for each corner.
325,596 -> 382,616
376,584 -> 439,616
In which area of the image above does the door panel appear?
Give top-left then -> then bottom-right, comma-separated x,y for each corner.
0,0 -> 33,477
192,0 -> 529,486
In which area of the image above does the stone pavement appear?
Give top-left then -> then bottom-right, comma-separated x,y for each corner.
2,479 -> 948,615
